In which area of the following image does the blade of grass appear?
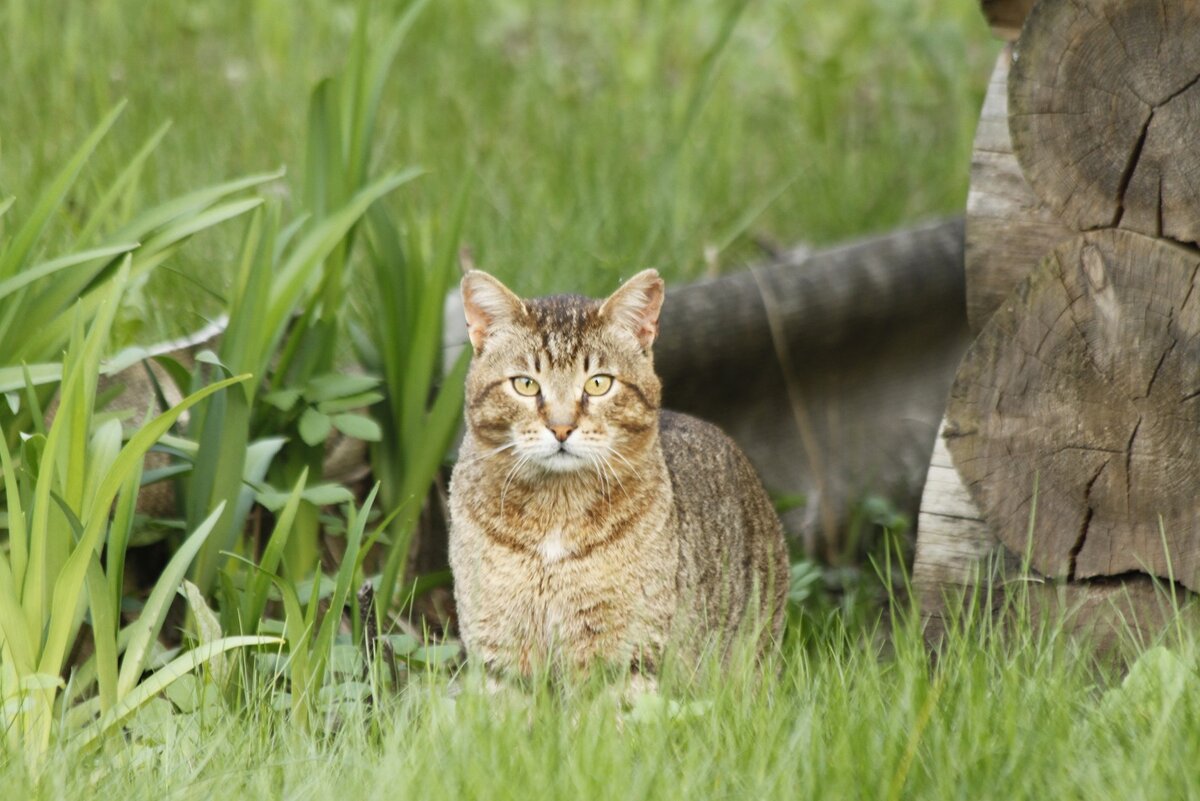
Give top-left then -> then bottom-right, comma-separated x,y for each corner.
0,102 -> 125,281
116,501 -> 228,699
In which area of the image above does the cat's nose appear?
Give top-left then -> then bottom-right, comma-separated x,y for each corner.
548,423 -> 576,442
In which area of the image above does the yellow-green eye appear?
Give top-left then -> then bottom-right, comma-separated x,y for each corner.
512,376 -> 540,396
584,374 -> 614,397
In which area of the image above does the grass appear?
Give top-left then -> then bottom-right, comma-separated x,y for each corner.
1,0 -> 997,325
6,594 -> 1199,800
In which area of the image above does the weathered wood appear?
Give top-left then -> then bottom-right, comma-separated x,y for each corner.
916,417 -> 1194,651
979,0 -> 1034,41
1009,0 -> 1200,243
445,220 -> 971,560
946,229 -> 1200,591
914,428 -> 1014,641
966,46 -> 1075,332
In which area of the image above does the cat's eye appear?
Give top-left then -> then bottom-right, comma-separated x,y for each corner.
584,374 -> 614,397
512,376 -> 540,397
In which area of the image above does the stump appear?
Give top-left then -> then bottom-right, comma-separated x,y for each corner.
915,0 -> 1200,646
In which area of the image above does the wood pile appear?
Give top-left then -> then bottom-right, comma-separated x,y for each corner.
915,0 -> 1200,646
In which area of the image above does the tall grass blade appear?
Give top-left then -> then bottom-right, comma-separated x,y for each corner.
0,102 -> 125,281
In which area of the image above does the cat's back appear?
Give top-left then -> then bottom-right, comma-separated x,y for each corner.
658,411 -> 789,646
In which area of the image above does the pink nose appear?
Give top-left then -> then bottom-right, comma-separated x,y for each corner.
548,423 -> 576,442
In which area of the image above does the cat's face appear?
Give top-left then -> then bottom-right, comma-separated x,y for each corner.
460,270 -> 664,476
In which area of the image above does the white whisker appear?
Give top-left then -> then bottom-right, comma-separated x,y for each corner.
587,453 -> 610,508
462,441 -> 518,465
601,444 -> 644,482
499,453 -> 530,518
598,451 -> 629,498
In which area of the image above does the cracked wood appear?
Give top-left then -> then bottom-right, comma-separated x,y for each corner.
1008,0 -> 1200,244
945,230 -> 1200,591
966,45 -> 1076,332
914,417 -> 1196,650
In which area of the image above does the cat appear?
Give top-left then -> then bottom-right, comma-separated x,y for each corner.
448,268 -> 789,685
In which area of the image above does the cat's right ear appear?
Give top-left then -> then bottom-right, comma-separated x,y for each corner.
461,270 -> 527,354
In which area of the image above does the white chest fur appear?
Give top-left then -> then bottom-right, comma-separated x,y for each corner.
536,529 -> 571,564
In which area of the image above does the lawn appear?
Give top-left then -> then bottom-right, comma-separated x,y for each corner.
8,1 -> 1186,799
11,602 -> 1200,800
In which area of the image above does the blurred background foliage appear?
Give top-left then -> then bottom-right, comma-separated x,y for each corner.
1,0 -> 997,339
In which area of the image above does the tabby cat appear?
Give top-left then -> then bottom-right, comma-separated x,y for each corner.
448,269 -> 788,684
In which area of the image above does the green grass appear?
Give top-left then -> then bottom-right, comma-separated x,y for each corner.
1,0 -> 997,324
6,597 -> 1199,800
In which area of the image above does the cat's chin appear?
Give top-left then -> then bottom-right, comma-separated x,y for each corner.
536,450 -> 590,474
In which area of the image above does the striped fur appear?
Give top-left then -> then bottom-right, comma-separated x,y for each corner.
449,270 -> 788,682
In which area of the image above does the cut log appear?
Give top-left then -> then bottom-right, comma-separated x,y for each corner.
979,0 -> 1035,41
914,427 -> 1014,640
945,229 -> 1200,591
916,416 -> 1195,651
1009,0 -> 1200,243
966,45 -> 1075,332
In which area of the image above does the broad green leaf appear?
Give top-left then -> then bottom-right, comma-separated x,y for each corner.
330,413 -> 381,442
263,388 -> 302,412
81,419 -> 123,525
384,633 -> 418,657
410,643 -> 462,667
228,436 -> 287,555
0,554 -> 34,674
328,644 -> 363,676
103,168 -> 284,248
0,363 -> 61,394
305,373 -> 381,403
301,484 -> 355,507
107,456 -> 144,616
315,391 -> 384,414
0,416 -> 30,597
298,408 -> 332,446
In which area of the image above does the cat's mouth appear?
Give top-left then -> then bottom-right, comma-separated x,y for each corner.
539,446 -> 588,473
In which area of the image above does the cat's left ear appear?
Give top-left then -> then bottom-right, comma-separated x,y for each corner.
599,269 -> 664,351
